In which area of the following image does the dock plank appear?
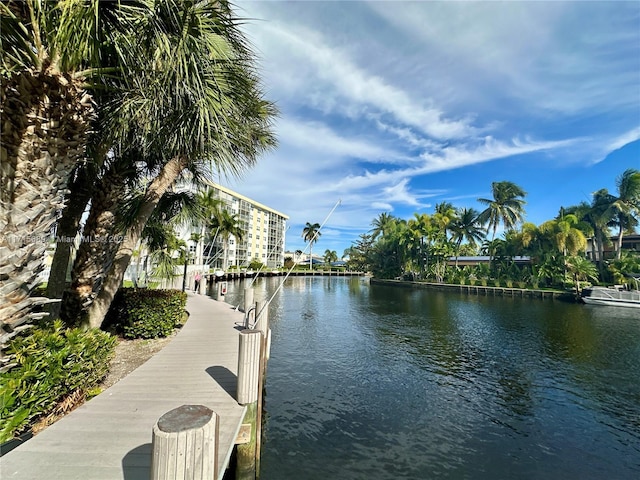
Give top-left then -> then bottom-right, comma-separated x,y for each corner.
0,294 -> 246,480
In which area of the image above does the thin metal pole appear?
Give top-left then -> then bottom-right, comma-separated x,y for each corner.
258,199 -> 341,318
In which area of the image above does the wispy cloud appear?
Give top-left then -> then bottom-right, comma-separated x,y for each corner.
251,17 -> 478,140
604,127 -> 640,156
230,1 -> 639,254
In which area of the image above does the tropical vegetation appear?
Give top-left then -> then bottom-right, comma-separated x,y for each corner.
0,321 -> 116,443
1,0 -> 276,369
346,171 -> 640,292
302,222 -> 321,270
0,0 -> 275,440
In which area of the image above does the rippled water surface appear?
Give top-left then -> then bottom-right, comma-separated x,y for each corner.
220,277 -> 640,479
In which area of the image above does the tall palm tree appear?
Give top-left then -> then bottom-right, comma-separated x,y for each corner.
212,210 -> 243,270
433,202 -> 457,239
586,189 -> 617,273
65,0 -> 276,329
611,169 -> 640,259
195,188 -> 224,265
409,213 -> 434,277
449,207 -> 484,265
478,181 -> 527,241
302,222 -> 321,270
0,0 -> 142,367
370,212 -> 396,240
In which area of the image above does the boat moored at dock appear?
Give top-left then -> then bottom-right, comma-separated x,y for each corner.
581,286 -> 640,308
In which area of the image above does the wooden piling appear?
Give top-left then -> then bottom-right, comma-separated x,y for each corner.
237,330 -> 262,405
151,404 -> 218,480
235,402 -> 258,480
244,286 -> 254,314
254,300 -> 269,333
235,329 -> 264,480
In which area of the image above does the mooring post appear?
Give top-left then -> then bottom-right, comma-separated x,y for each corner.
237,330 -> 261,405
265,328 -> 272,361
244,286 -> 254,314
151,404 -> 218,480
236,330 -> 262,480
254,300 -> 269,334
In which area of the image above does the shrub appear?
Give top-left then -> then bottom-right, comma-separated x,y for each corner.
105,288 -> 187,339
0,321 -> 116,442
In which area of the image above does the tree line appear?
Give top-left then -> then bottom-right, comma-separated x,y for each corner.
0,1 -> 277,371
344,171 -> 640,291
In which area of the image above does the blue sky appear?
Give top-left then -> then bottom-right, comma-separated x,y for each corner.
224,1 -> 640,256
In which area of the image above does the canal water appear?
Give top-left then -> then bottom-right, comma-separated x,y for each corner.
220,276 -> 640,479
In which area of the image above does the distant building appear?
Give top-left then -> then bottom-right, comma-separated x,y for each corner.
284,250 -> 324,266
446,256 -> 531,267
194,183 -> 288,270
586,234 -> 640,261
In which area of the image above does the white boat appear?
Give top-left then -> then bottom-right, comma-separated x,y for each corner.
581,286 -> 640,308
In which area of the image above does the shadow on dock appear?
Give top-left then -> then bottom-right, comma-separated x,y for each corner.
122,443 -> 151,480
206,366 -> 237,400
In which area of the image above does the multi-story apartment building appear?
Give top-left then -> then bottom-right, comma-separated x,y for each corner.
195,182 -> 288,270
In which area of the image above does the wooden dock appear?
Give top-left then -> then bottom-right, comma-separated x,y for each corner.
0,294 -> 247,480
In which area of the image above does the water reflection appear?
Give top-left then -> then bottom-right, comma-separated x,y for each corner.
217,277 -> 640,479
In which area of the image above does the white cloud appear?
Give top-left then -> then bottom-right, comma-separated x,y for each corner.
276,117 -> 407,165
246,15 -> 478,140
229,0 -> 639,254
418,136 -> 579,173
604,127 -> 640,155
371,202 -> 393,211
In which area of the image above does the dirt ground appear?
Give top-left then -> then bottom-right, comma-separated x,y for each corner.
98,332 -> 177,389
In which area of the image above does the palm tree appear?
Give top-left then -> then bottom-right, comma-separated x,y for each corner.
66,1 -> 276,329
449,207 -> 484,266
323,249 -> 338,266
147,226 -> 187,287
302,222 -> 321,270
370,212 -> 396,240
585,190 -> 617,273
477,181 -> 527,241
195,189 -> 224,265
409,213 -> 434,278
608,251 -> 640,285
565,256 -> 599,298
212,210 -> 243,270
540,213 -> 588,258
0,0 -> 143,365
433,202 -> 457,239
611,169 -> 640,259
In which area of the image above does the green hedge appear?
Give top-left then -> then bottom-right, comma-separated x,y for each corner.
105,288 -> 187,339
0,321 -> 116,442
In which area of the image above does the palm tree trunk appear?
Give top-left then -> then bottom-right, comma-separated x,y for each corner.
46,163 -> 96,318
596,229 -> 605,274
61,163 -> 126,327
616,226 -> 624,260
1,69 -> 93,370
84,156 -> 188,329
